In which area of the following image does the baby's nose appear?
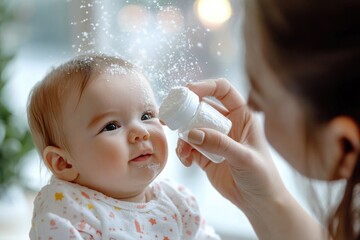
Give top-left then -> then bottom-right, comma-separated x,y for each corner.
128,125 -> 150,143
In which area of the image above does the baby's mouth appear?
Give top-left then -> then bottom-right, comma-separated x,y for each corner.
130,153 -> 152,162
129,152 -> 160,173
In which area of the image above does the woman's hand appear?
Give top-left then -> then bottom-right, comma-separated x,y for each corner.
176,78 -> 286,210
176,79 -> 328,240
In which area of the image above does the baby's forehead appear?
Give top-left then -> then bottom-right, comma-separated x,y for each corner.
88,69 -> 156,101
95,68 -> 151,89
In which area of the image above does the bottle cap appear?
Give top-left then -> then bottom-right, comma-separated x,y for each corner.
159,87 -> 199,130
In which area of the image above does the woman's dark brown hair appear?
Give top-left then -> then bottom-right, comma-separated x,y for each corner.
252,0 -> 360,238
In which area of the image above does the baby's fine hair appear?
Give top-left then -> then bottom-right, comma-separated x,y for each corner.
27,54 -> 137,155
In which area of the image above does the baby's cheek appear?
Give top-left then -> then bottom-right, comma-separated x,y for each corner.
96,141 -> 126,162
152,130 -> 168,159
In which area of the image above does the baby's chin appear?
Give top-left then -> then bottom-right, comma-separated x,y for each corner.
132,159 -> 162,174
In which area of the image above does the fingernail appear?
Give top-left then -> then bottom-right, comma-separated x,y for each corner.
176,141 -> 183,157
176,147 -> 189,166
187,82 -> 200,87
179,155 -> 187,165
184,156 -> 192,166
186,129 -> 205,145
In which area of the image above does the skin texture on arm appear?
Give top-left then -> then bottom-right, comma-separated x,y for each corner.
176,78 -> 328,240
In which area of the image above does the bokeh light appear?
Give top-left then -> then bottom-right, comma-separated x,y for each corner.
156,6 -> 184,35
117,4 -> 151,32
194,0 -> 232,29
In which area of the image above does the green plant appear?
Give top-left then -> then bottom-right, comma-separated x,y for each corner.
0,1 -> 34,192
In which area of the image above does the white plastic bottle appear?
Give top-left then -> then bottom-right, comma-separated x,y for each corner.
159,86 -> 232,163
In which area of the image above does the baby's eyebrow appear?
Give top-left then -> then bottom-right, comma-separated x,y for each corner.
143,102 -> 157,109
87,111 -> 117,129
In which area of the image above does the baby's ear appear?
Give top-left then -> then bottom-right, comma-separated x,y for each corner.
43,146 -> 78,181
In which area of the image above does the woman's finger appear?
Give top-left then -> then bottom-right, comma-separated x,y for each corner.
187,78 -> 246,112
176,139 -> 194,166
185,128 -> 253,167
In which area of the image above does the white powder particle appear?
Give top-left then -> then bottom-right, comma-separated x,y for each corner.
135,160 -> 161,175
106,63 -> 130,75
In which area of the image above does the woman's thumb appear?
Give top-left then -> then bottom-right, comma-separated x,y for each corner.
185,128 -> 250,165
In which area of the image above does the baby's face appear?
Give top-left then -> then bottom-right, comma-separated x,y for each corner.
62,70 -> 168,199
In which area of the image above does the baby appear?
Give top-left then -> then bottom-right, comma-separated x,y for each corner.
28,54 -> 220,239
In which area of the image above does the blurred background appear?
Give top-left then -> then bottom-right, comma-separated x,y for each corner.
0,0 -> 344,239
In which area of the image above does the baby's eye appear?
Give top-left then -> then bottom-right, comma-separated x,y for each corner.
101,122 -> 120,132
141,111 -> 154,121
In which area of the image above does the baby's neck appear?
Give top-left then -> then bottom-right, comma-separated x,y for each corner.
120,186 -> 154,203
